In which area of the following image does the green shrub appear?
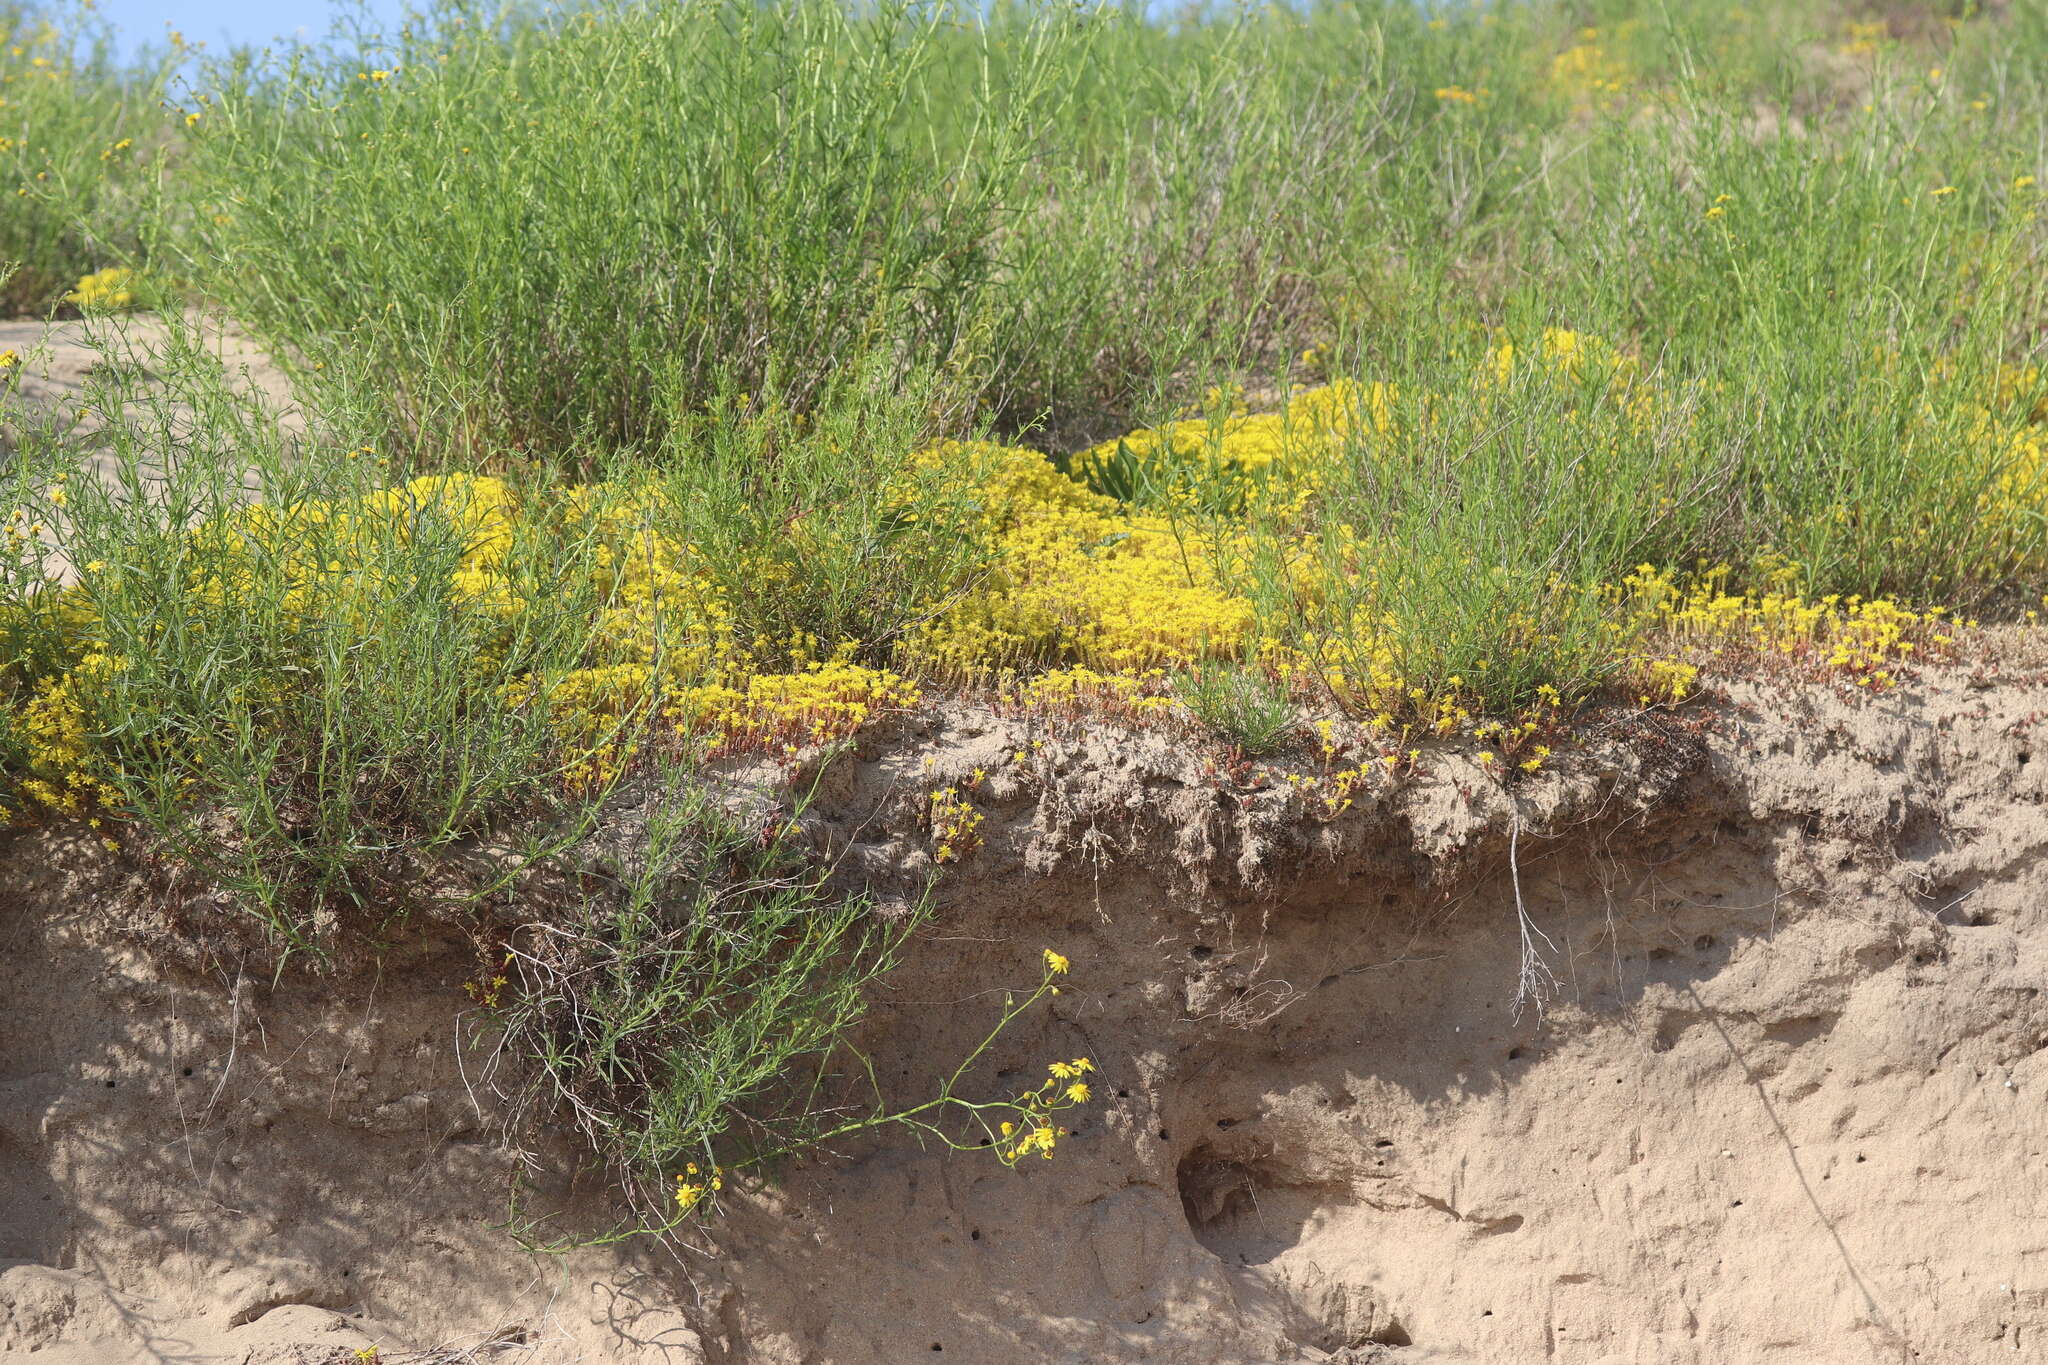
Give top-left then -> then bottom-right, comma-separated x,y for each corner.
489,770 -> 911,1229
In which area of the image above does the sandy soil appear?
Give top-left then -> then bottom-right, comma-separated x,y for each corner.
0,314 -> 298,583
2,658 -> 2045,1363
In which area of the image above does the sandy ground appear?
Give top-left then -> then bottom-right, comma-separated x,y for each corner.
2,659 -> 2045,1363
0,313 -> 296,443
0,314 -> 297,582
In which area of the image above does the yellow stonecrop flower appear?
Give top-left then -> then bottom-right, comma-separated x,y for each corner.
1615,565 -> 1945,691
903,439 -> 1261,673
1067,378 -> 1393,506
928,784 -> 983,864
15,649 -> 125,816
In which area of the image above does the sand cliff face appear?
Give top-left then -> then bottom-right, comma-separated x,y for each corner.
3,662 -> 2046,1365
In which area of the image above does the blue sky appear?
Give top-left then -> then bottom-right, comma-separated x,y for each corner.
83,0 -> 411,55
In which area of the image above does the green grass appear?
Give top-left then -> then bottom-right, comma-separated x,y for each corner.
0,3 -> 174,314
1,314 -> 628,946
1172,661 -> 1297,756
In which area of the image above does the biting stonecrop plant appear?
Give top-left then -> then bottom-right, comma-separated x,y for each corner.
927,784 -> 985,864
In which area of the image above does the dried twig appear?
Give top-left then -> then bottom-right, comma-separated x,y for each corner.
1508,808 -> 1559,1023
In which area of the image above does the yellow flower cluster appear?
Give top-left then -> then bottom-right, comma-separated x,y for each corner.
1617,565 -> 1948,692
927,785 -> 983,863
8,320 -> 2027,823
673,1161 -> 724,1214
1067,378 -> 1390,509
995,1056 -> 1093,1165
1550,25 -> 1633,105
904,440 -> 1261,672
1280,760 -> 1376,817
63,266 -> 135,310
1004,665 -> 1177,719
14,650 -> 123,816
6,472 -> 919,812
673,651 -> 921,754
1840,19 -> 1891,57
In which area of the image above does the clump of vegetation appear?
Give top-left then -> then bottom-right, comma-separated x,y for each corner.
485,774 -> 910,1232
0,4 -> 173,314
484,775 -> 1088,1240
1172,663 -> 1297,756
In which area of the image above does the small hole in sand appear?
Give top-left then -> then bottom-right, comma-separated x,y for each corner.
181,1067 -> 193,1077
931,1344 -> 942,1352
104,1080 -> 115,1089
1507,1047 -> 1524,1061
1694,934 -> 1716,951
1215,1118 -> 1234,1129
1731,1200 -> 1743,1207
1158,1129 -> 1171,1142
1189,945 -> 1213,960
1116,1089 -> 1130,1099
969,1229 -> 980,1241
